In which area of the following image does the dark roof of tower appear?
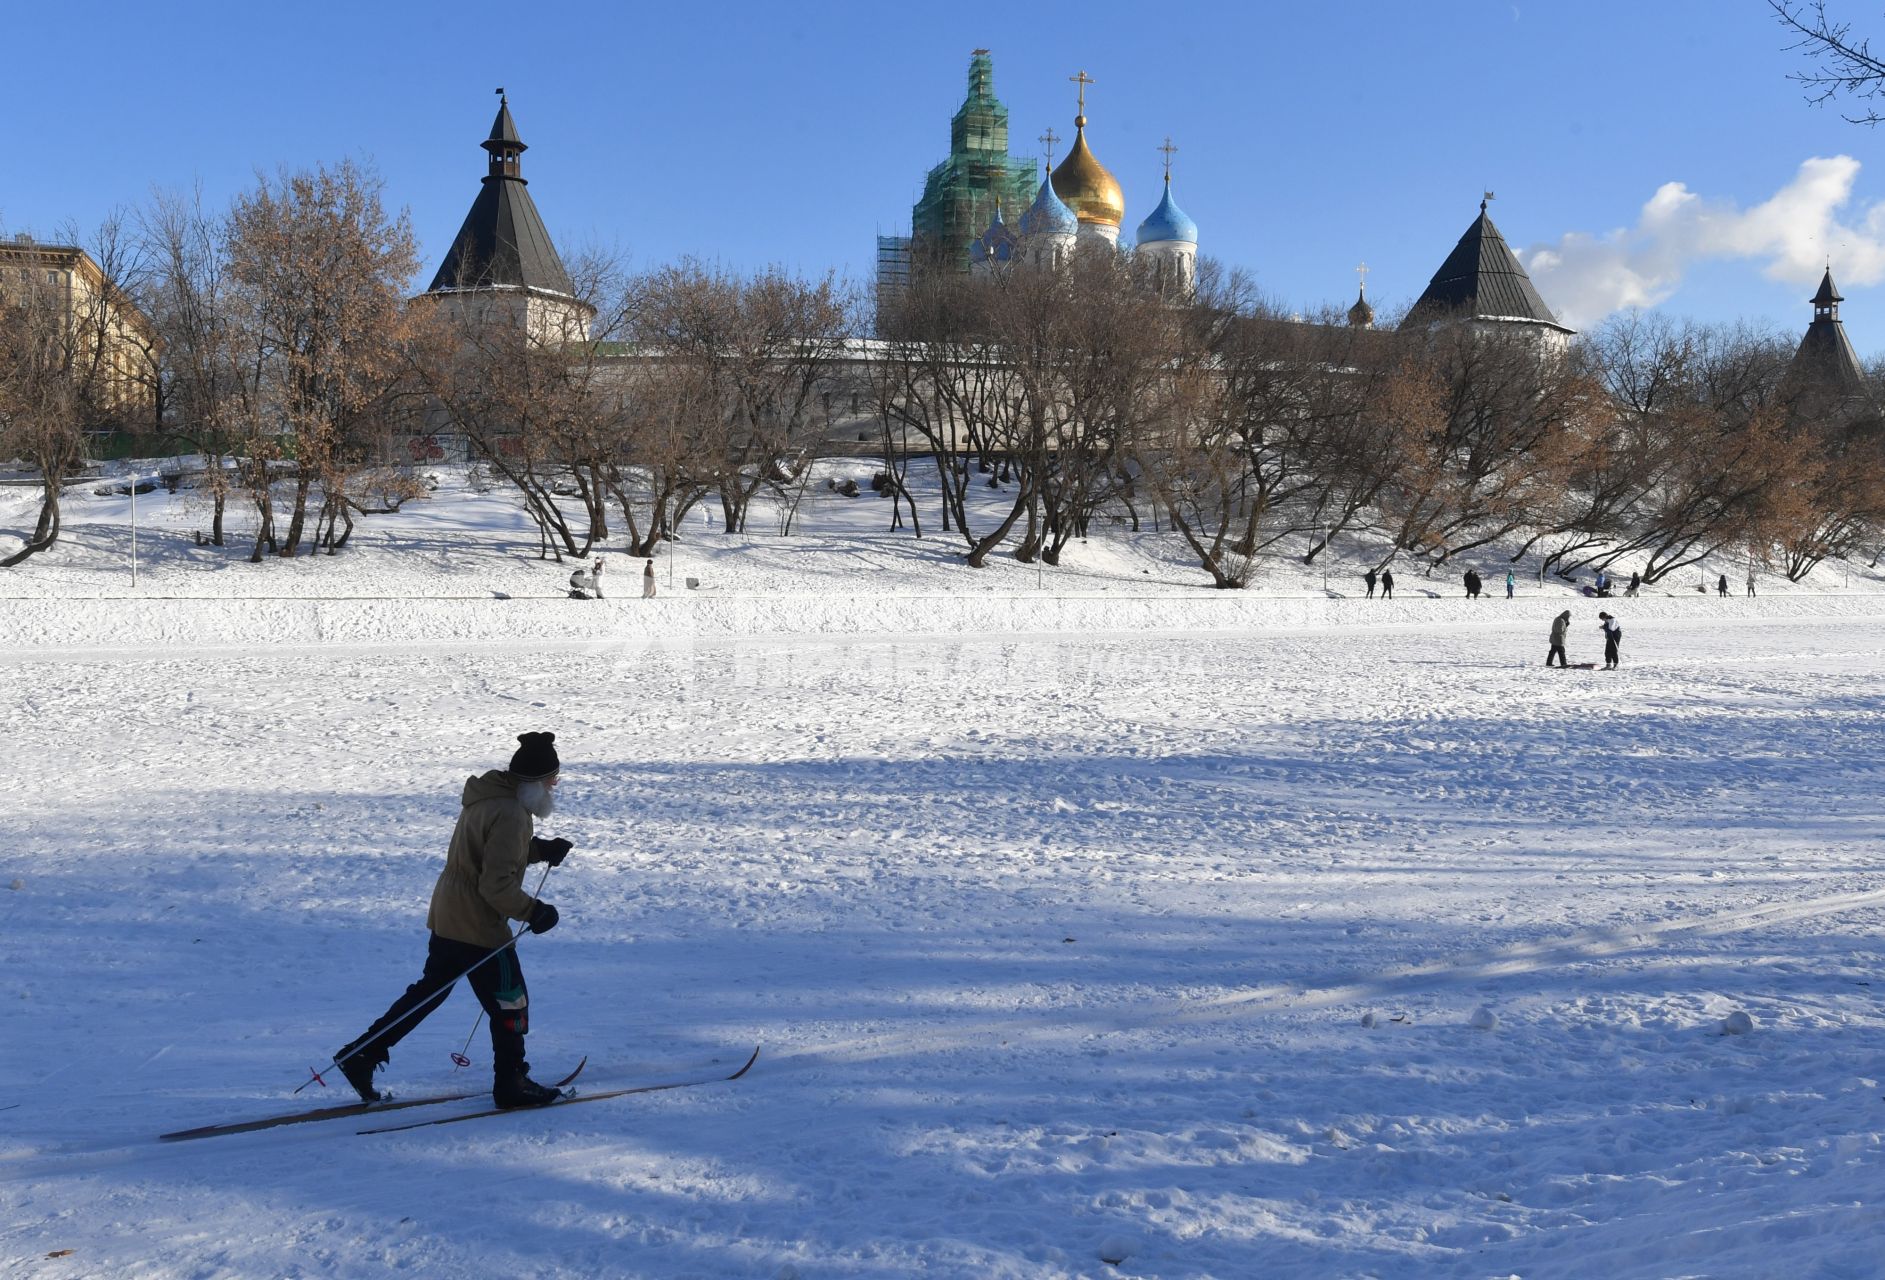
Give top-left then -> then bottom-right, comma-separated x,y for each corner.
427,101 -> 574,298
1402,201 -> 1570,333
1811,267 -> 1842,307
486,98 -> 524,151
1792,269 -> 1867,396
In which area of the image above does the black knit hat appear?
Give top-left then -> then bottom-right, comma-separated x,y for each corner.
509,731 -> 560,780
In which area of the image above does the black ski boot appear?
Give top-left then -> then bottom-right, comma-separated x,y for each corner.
336,1044 -> 388,1103
494,1066 -> 562,1109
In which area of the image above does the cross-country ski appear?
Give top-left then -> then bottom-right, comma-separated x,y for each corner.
356,1047 -> 760,1135
158,1061 -> 588,1143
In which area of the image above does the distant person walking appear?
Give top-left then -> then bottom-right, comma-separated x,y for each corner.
1598,611 -> 1622,668
1364,568 -> 1377,599
1547,610 -> 1571,668
1505,569 -> 1515,599
1464,569 -> 1482,599
1717,573 -> 1729,597
1746,569 -> 1756,598
1627,571 -> 1641,598
642,558 -> 657,599
1380,568 -> 1395,599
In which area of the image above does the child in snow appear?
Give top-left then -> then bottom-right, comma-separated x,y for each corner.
1598,611 -> 1622,669
331,732 -> 573,1110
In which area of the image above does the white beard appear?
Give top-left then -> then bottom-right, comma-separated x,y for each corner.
517,780 -> 557,819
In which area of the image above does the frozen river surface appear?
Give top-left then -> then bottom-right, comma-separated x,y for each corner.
3,615 -> 1884,1278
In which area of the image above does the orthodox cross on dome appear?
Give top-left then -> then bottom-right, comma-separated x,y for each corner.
1159,136 -> 1178,182
1070,69 -> 1093,123
1356,261 -> 1370,289
1040,126 -> 1060,171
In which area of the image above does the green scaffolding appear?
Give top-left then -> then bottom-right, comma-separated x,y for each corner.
910,51 -> 1042,272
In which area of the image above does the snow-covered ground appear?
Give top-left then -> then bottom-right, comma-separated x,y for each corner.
3,466 -> 1884,1278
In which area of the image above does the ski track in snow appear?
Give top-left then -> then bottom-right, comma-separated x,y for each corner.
2,616 -> 1883,1278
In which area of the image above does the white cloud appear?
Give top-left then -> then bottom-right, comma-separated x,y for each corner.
1518,156 -> 1885,328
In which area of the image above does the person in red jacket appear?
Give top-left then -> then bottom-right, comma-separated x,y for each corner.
332,732 -> 571,1109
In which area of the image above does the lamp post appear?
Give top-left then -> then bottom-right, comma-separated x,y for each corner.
130,470 -> 142,588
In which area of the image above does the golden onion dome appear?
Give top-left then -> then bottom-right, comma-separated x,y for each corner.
1050,116 -> 1124,228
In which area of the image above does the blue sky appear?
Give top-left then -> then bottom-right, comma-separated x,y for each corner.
11,1 -> 1885,353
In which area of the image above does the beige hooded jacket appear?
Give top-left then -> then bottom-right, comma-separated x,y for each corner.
427,770 -> 542,949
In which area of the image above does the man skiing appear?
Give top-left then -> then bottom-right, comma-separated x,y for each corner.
1547,610 -> 1571,667
332,732 -> 571,1109
1598,611 -> 1622,669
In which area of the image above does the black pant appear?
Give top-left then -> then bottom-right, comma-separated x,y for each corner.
1547,643 -> 1567,667
344,932 -> 530,1075
1604,638 -> 1620,668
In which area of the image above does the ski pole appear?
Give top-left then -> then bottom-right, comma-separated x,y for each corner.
297,920 -> 536,1095
450,861 -> 554,1071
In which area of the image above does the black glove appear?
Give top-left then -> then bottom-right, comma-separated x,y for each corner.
527,901 -> 560,934
528,836 -> 572,867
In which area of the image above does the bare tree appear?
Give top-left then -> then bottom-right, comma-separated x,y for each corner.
1771,1 -> 1885,123
0,218 -> 154,565
419,248 -> 627,560
602,335 -> 719,556
223,160 -> 420,560
142,187 -> 243,543
634,261 -> 851,536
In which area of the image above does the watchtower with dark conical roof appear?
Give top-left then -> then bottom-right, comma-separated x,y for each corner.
1790,267 -> 1868,398
1402,197 -> 1574,349
424,90 -> 591,343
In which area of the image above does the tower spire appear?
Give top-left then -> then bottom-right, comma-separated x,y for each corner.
1070,69 -> 1093,127
484,87 -> 526,180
